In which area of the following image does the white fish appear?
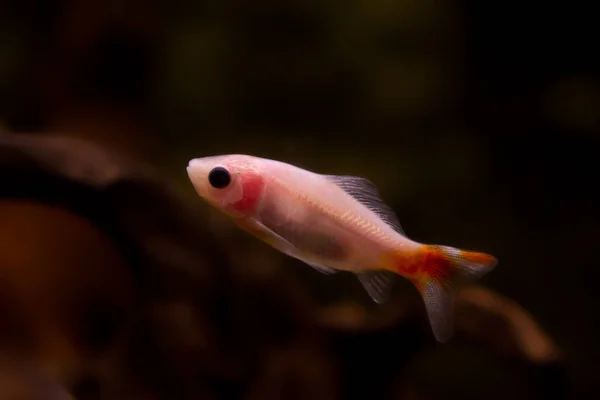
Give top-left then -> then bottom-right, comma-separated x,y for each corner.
187,154 -> 497,342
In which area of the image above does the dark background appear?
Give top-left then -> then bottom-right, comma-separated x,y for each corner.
1,1 -> 598,398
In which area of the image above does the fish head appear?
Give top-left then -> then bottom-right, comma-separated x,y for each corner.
187,154 -> 265,218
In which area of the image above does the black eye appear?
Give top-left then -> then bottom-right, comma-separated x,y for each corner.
208,166 -> 231,189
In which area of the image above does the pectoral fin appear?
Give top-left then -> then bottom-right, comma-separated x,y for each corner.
234,217 -> 297,253
304,260 -> 337,275
234,217 -> 337,274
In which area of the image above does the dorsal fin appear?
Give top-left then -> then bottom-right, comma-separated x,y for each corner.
325,175 -> 405,235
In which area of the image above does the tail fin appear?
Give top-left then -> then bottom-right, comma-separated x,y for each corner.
413,245 -> 497,342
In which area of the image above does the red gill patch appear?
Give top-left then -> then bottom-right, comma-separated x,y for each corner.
232,173 -> 265,214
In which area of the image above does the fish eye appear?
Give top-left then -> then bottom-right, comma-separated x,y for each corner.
208,166 -> 231,189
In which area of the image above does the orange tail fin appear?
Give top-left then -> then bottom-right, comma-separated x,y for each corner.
411,245 -> 497,342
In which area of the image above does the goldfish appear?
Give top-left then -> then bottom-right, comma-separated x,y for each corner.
186,154 -> 497,342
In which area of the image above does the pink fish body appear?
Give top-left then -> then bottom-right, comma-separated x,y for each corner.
187,154 -> 497,342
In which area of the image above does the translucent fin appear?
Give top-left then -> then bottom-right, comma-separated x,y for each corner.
421,280 -> 455,343
415,245 -> 498,342
234,218 -> 298,257
234,218 -> 337,274
304,260 -> 337,275
356,270 -> 396,303
325,175 -> 405,235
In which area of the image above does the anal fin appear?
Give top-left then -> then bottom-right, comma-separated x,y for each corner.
356,270 -> 396,303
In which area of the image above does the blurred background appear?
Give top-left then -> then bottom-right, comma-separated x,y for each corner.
0,1 -> 598,399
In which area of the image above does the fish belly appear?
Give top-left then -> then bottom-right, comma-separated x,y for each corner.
257,198 -> 386,272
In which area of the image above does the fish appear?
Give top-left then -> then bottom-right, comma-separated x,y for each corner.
186,154 -> 498,342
